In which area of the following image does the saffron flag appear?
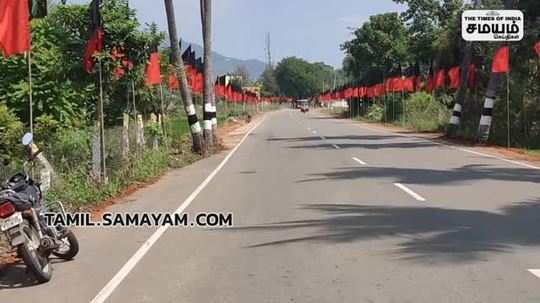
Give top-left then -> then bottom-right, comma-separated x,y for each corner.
83,0 -> 104,73
0,0 -> 30,56
145,52 -> 161,86
491,46 -> 510,73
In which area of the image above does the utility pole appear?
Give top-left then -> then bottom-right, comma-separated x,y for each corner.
265,32 -> 273,69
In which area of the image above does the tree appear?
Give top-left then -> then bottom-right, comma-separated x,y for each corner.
259,68 -> 279,96
232,65 -> 251,86
164,0 -> 204,153
200,0 -> 215,147
275,57 -> 334,98
341,13 -> 410,81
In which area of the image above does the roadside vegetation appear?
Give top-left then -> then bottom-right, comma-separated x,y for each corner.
338,0 -> 539,150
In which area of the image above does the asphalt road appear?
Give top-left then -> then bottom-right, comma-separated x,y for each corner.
2,109 -> 540,303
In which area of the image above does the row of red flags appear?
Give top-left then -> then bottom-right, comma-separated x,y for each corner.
319,45 -> 537,102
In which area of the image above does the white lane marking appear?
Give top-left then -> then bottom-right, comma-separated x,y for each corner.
528,269 -> 540,278
90,117 -> 266,303
457,148 -> 540,170
357,124 -> 540,170
332,144 -> 340,150
352,157 -> 367,166
394,183 -> 426,202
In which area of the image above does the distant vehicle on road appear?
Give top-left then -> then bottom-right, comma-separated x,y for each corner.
296,99 -> 309,113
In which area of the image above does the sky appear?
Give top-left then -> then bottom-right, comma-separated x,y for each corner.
71,0 -> 406,68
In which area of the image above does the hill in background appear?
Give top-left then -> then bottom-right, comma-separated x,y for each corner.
181,41 -> 266,81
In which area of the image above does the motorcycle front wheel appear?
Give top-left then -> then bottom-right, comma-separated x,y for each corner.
17,220 -> 52,283
52,229 -> 79,260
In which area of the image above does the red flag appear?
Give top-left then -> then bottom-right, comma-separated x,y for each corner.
144,52 -> 161,86
425,77 -> 433,93
491,46 -> 510,73
83,0 -> 103,73
403,77 -> 415,92
0,0 -> 30,56
448,66 -> 460,89
168,69 -> 179,91
534,41 -> 540,58
83,28 -> 104,73
434,70 -> 446,88
391,77 -> 404,92
467,64 -> 476,89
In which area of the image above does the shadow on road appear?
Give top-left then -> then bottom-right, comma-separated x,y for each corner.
0,258 -> 71,289
268,135 -> 402,142
297,164 -> 540,185
232,201 -> 540,264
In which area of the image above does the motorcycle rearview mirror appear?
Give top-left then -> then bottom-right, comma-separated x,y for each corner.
21,132 -> 33,146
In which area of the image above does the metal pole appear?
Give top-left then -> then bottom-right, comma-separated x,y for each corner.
98,61 -> 107,183
507,72 -> 510,148
28,50 -> 33,134
159,83 -> 168,142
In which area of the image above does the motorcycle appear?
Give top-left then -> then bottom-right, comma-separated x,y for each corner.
0,133 -> 79,283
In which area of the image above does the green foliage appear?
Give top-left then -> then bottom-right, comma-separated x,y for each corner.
403,92 -> 450,132
259,68 -> 279,97
366,103 -> 384,122
275,57 -> 335,98
0,105 -> 24,163
341,13 -> 410,81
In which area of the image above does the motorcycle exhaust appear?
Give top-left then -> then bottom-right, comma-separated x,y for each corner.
39,237 -> 57,252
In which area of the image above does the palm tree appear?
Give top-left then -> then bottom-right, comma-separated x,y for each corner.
200,0 -> 215,145
163,0 -> 204,153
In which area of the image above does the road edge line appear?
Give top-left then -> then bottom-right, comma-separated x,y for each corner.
90,117 -> 266,303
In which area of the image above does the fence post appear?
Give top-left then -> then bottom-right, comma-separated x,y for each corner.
122,113 -> 130,158
150,113 -> 159,150
136,114 -> 145,150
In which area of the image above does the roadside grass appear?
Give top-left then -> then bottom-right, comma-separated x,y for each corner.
44,102 -> 273,211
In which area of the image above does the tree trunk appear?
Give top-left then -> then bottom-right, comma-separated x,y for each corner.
200,0 -> 216,146
164,0 -> 204,154
477,0 -> 515,143
447,0 -> 480,138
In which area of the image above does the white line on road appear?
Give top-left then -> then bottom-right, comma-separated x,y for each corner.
90,117 -> 266,303
357,124 -> 540,170
528,269 -> 540,279
352,157 -> 367,165
332,144 -> 340,149
394,183 -> 426,202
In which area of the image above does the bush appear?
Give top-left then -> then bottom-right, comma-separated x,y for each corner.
366,103 -> 384,122
0,104 -> 24,163
403,92 -> 450,132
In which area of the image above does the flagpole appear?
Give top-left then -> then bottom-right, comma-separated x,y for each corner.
27,50 -> 33,134
159,82 -> 168,141
506,71 -> 510,148
98,60 -> 107,183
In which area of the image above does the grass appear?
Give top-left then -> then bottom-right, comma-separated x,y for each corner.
43,102 -> 277,210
